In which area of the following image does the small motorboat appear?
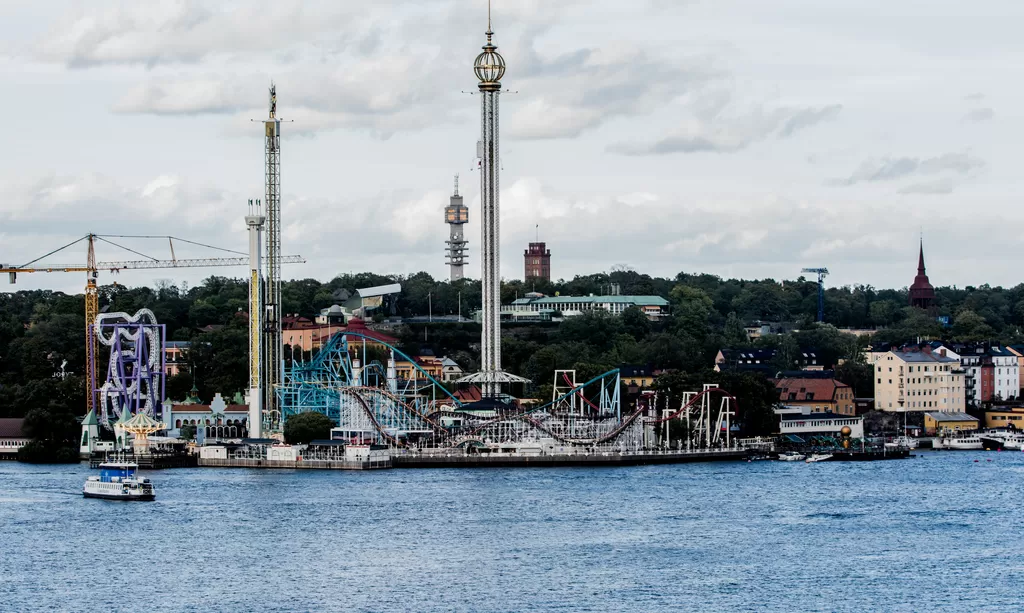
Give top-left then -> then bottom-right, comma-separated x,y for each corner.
777,452 -> 806,462
805,453 -> 833,463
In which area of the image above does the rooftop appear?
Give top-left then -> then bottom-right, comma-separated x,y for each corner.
925,412 -> 978,422
774,377 -> 849,402
514,295 -> 669,307
357,283 -> 402,298
779,412 -> 861,421
0,418 -> 26,438
890,350 -> 958,363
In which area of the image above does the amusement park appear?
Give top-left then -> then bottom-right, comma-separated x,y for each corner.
0,6 -> 888,471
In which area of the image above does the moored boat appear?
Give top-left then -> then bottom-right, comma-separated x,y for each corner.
777,452 -> 806,462
83,461 -> 155,501
805,453 -> 833,463
943,436 -> 983,451
978,430 -> 1024,451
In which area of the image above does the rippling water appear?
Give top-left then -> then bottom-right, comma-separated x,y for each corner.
2,452 -> 1023,612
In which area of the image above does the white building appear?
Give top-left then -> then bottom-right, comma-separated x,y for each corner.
990,346 -> 1019,401
777,406 -> 865,440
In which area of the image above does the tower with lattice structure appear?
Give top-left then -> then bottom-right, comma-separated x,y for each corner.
261,84 -> 283,433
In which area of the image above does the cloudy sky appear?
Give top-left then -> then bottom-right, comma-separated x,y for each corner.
0,0 -> 1020,295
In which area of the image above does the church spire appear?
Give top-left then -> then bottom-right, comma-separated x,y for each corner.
918,237 -> 926,276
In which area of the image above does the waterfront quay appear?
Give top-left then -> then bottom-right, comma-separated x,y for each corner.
393,447 -> 749,468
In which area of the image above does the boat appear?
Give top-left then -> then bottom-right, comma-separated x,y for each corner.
83,460 -> 155,501
777,452 -> 806,462
885,436 -> 919,450
978,430 -> 1024,451
942,436 -> 983,451
805,453 -> 833,463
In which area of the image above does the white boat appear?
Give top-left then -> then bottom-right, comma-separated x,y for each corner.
84,461 -> 155,501
805,453 -> 833,463
885,436 -> 919,450
942,436 -> 983,451
978,430 -> 1024,451
777,452 -> 806,462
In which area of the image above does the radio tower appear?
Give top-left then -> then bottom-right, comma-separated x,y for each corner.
262,84 -> 283,432
445,174 -> 469,281
457,2 -> 528,397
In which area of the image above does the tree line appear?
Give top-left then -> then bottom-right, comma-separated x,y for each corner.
4,269 -> 1023,446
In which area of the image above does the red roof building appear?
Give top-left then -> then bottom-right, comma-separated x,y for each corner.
774,377 -> 856,416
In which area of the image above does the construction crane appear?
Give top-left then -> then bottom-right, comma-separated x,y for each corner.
0,233 -> 304,414
801,267 -> 829,323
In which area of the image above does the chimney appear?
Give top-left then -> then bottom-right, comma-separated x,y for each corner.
939,348 -> 946,358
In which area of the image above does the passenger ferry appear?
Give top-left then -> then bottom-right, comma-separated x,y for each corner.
83,460 -> 155,501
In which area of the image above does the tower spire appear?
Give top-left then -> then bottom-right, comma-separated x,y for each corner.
918,237 -> 926,275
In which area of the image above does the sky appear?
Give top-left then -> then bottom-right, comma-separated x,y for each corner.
0,0 -> 1020,296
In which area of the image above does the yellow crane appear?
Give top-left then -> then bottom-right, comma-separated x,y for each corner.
1,233 -> 303,413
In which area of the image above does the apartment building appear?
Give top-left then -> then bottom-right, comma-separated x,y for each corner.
873,347 -> 965,413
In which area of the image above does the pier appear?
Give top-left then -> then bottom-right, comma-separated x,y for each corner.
392,448 -> 749,468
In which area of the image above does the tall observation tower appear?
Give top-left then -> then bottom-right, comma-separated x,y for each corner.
458,3 -> 528,398
444,175 -> 469,281
261,84 -> 283,432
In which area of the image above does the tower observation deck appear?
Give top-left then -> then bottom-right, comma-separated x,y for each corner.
445,175 -> 469,281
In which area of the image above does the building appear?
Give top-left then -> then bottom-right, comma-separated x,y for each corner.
982,406 -> 1024,429
777,407 -> 865,440
0,418 -> 28,458
315,304 -> 350,325
873,347 -> 965,413
1005,345 -> 1024,397
909,239 -> 936,310
923,411 -> 979,436
524,242 -> 551,283
283,317 -> 398,353
773,377 -> 855,416
509,294 -> 669,321
444,176 -> 469,281
620,365 -> 656,389
164,341 -> 190,377
164,392 -> 250,440
713,348 -> 821,374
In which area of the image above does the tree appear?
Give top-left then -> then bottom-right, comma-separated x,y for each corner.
951,308 -> 995,342
835,361 -> 874,398
283,411 -> 334,444
620,306 -> 651,341
179,424 -> 196,441
18,407 -> 80,463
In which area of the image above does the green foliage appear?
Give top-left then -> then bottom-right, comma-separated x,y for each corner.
179,424 -> 196,441
7,268 -> 1024,426
18,439 -> 80,463
835,361 -> 874,398
18,407 -> 80,463
283,411 -> 334,444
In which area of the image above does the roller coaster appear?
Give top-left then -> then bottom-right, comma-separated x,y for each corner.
278,331 -> 737,453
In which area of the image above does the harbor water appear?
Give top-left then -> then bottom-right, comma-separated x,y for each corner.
2,452 -> 1023,612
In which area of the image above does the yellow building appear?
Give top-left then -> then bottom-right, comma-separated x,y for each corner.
874,349 -> 965,413
983,406 -> 1024,429
923,411 -> 979,436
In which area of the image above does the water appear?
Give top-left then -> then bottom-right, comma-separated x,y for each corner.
1,452 -> 1022,613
